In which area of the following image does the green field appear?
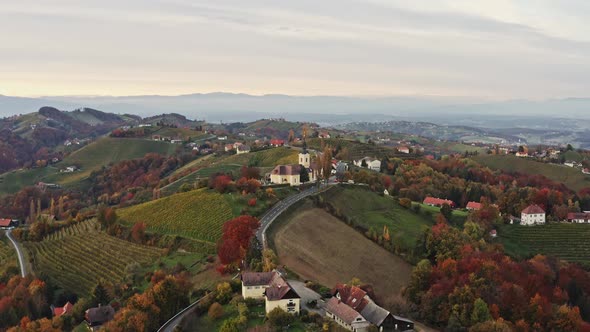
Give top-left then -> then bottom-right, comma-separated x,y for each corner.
221,147 -> 298,167
118,189 -> 234,243
434,141 -> 487,154
499,223 -> 590,267
473,155 -> 590,192
0,137 -> 179,193
318,186 -> 434,250
25,220 -> 163,295
414,203 -> 469,227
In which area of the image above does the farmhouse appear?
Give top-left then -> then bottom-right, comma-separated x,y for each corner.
327,284 -> 414,332
85,304 -> 115,329
0,218 -> 18,228
237,145 -> 251,154
515,151 -> 529,157
567,212 -> 590,223
397,146 -> 410,154
270,139 -> 285,147
466,201 -> 482,211
354,157 -> 381,171
52,301 -> 73,317
224,144 -> 234,152
241,270 -> 301,314
423,197 -> 455,208
521,204 -> 546,226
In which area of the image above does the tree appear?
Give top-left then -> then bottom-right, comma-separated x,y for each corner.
217,215 -> 260,265
440,203 -> 453,221
262,249 -> 278,272
399,198 -> 412,209
216,282 -> 233,304
288,129 -> 295,143
267,307 -> 294,328
320,146 -> 333,183
471,298 -> 492,325
131,222 -> 146,243
92,280 -> 111,307
361,159 -> 368,168
208,302 -> 224,320
299,165 -> 309,183
179,183 -> 193,192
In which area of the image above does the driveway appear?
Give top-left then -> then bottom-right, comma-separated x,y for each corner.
288,279 -> 325,315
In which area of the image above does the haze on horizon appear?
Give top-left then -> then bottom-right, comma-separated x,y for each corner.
2,0 -> 590,100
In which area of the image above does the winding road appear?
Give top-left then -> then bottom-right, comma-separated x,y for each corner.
5,229 -> 26,277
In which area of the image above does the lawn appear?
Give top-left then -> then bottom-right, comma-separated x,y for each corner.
318,185 -> 435,250
473,154 -> 590,192
498,223 -> 590,267
413,202 -> 469,227
270,203 -> 413,308
434,141 -> 488,154
117,189 -> 234,243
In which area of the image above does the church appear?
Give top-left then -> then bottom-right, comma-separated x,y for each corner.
270,149 -> 317,186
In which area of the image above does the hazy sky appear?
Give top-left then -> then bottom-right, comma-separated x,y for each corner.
2,0 -> 590,98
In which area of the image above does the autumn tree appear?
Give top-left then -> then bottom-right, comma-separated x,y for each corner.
131,222 -> 146,243
208,302 -> 224,320
217,216 -> 260,266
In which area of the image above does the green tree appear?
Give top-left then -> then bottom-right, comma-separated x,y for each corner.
92,280 -> 111,306
405,259 -> 432,303
361,159 -> 368,168
219,317 -> 240,332
463,221 -> 484,241
299,165 -> 310,183
267,307 -> 294,328
471,298 -> 492,325
440,203 -> 453,222
216,282 -> 233,304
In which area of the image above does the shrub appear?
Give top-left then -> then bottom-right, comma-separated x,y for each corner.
399,198 -> 412,209
267,307 -> 294,328
208,302 -> 224,320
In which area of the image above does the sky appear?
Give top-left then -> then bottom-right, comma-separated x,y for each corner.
1,0 -> 590,99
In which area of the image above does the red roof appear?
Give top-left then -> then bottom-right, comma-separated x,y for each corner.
54,302 -> 73,317
270,139 -> 285,146
522,204 -> 545,215
326,297 -> 363,325
568,212 -> 590,220
0,219 -> 12,227
423,197 -> 454,207
466,202 -> 482,210
332,284 -> 369,312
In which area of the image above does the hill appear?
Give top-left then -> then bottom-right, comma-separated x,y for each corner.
117,189 -> 234,243
25,220 -> 163,295
0,137 -> 179,193
306,138 -> 395,160
473,155 -> 590,192
317,185 -> 435,251
270,203 -> 412,307
498,223 -> 590,268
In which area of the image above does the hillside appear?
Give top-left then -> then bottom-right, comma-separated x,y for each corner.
25,220 -> 163,295
499,223 -> 590,267
318,185 -> 434,250
306,138 -> 395,160
473,155 -> 590,192
117,189 -> 234,243
0,234 -> 17,277
0,137 -> 179,193
271,203 -> 412,307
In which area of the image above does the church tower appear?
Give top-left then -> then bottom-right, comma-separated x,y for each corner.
299,149 -> 310,168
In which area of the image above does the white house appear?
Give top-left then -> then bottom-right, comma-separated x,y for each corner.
326,297 -> 370,332
515,151 -> 529,157
521,204 -> 546,225
236,145 -> 251,154
241,271 -> 301,315
354,157 -> 381,171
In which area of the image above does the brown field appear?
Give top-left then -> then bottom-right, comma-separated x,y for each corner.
273,207 -> 413,307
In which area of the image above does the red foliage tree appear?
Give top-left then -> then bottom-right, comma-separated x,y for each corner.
217,215 -> 260,266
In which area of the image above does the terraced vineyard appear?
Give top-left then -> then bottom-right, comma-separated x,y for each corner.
499,223 -> 590,266
118,189 -> 234,242
25,220 -> 163,295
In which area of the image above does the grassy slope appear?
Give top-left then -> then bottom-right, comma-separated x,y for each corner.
473,155 -> 590,192
0,137 -> 178,193
433,141 -> 487,154
320,186 -> 434,250
161,164 -> 242,196
498,223 -> 590,267
117,189 -> 234,243
414,203 -> 469,227
0,233 -> 17,276
25,220 -> 163,295
272,204 -> 412,307
306,138 -> 394,160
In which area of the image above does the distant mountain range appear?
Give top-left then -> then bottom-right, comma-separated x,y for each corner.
2,93 -> 590,127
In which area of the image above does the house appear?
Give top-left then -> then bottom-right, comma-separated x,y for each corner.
138,123 -> 152,127
241,270 -> 301,314
224,144 -> 234,152
328,284 -> 414,332
0,219 -> 18,228
237,145 -> 251,154
85,305 -> 115,329
423,197 -> 455,208
354,157 -> 381,171
489,229 -> 498,238
397,146 -> 410,154
52,301 -> 74,317
466,201 -> 482,211
218,136 -> 228,141
326,297 -> 370,332
270,139 -> 285,147
567,212 -> 590,223
170,139 -> 183,144
63,166 -> 77,173
565,161 -> 576,167
583,168 -> 590,175
515,151 -> 529,157
318,131 -> 331,139
521,205 -> 546,226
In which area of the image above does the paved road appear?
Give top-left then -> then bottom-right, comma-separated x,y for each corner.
5,229 -> 26,277
258,185 -> 323,248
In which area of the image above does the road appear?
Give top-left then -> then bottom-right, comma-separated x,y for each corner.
258,185 -> 324,248
5,229 -> 26,277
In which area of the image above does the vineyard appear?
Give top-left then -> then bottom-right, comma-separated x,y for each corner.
25,220 -> 163,295
499,223 -> 590,266
0,236 -> 17,274
306,138 -> 396,160
118,189 -> 234,242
